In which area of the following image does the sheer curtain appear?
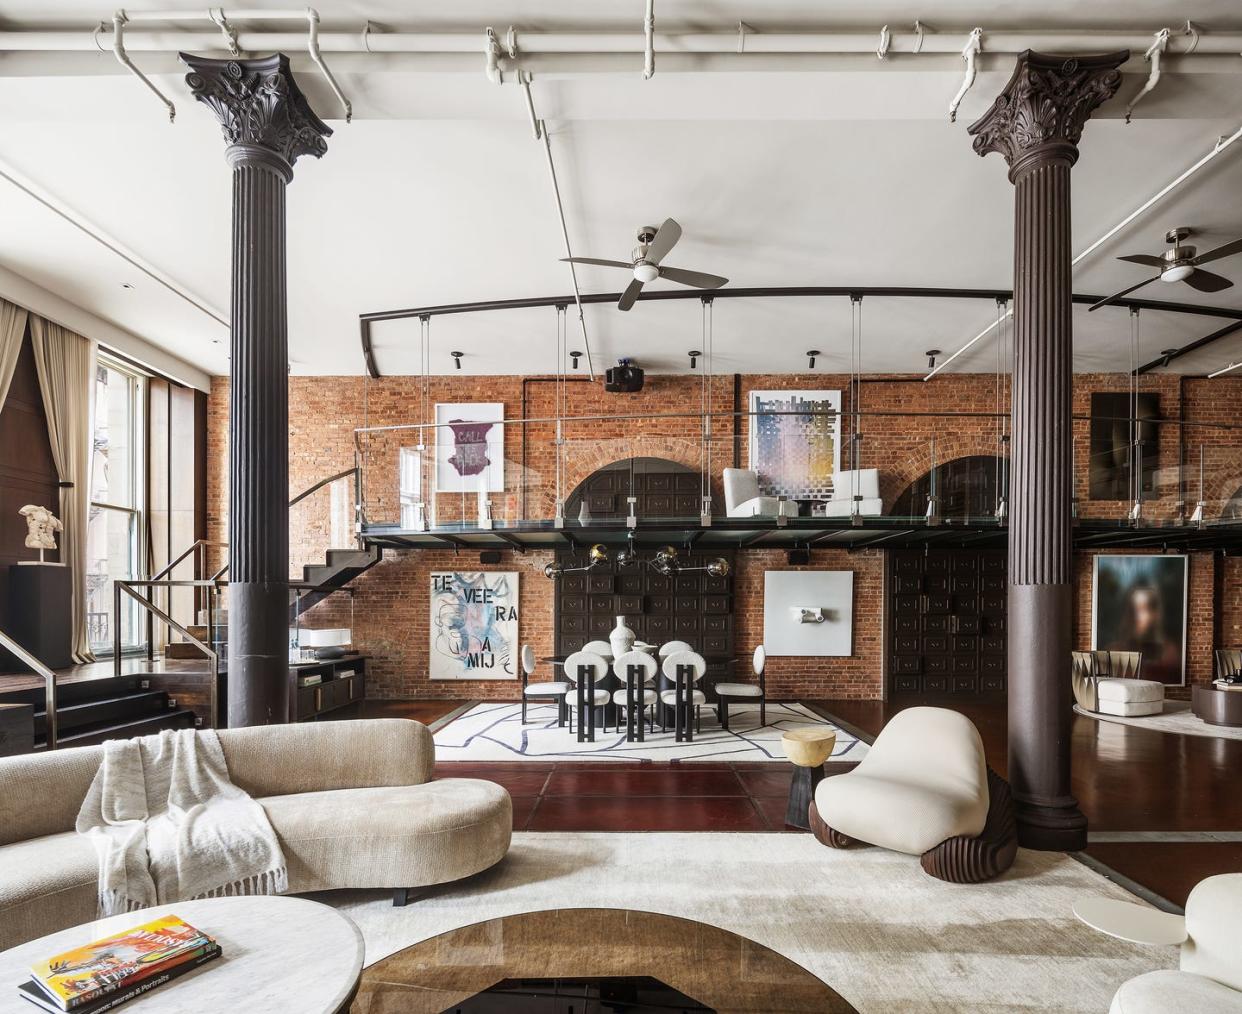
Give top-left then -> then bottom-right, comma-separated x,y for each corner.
0,297 -> 28,413
30,315 -> 97,663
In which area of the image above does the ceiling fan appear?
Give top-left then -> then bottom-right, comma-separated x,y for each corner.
1089,227 -> 1242,311
561,218 -> 728,311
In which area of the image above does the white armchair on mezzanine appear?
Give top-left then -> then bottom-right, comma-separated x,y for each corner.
723,468 -> 799,519
821,468 -> 884,518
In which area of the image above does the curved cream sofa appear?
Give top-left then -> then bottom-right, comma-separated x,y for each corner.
0,719 -> 512,950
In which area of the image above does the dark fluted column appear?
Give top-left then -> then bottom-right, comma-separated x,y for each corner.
182,54 -> 331,727
969,51 -> 1126,851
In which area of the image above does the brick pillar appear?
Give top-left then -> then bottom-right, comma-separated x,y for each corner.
182,54 -> 331,726
969,50 -> 1127,850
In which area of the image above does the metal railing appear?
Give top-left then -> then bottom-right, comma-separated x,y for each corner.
1,627 -> 58,749
109,469 -> 365,730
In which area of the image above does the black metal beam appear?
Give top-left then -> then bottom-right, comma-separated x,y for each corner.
360,286 -> 1242,378
1137,319 -> 1242,374
490,531 -> 527,554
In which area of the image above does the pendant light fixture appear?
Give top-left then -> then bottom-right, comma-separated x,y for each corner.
543,543 -> 609,578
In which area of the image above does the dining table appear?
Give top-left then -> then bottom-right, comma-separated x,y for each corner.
541,650 -> 737,737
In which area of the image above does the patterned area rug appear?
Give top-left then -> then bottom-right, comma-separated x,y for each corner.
318,832 -> 1174,1013
432,701 -> 868,762
1074,700 -> 1242,741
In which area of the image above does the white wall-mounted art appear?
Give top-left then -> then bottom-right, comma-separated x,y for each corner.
435,402 -> 504,493
748,389 -> 842,499
430,571 -> 519,680
763,570 -> 853,656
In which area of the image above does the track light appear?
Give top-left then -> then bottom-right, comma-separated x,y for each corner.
926,348 -> 941,370
570,351 -> 582,370
806,349 -> 820,369
1159,348 -> 1178,368
688,349 -> 701,370
451,351 -> 464,370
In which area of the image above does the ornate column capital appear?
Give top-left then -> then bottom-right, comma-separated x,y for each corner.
968,50 -> 1127,180
180,53 -> 331,180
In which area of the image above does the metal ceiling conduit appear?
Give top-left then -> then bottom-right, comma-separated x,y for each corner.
7,25 -> 1242,56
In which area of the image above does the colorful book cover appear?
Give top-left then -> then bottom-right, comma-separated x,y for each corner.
30,915 -> 214,1010
19,946 -> 221,1014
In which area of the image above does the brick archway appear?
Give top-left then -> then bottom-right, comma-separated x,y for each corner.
889,452 -> 1007,518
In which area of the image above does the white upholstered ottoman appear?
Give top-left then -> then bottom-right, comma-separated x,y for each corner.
1096,677 -> 1164,717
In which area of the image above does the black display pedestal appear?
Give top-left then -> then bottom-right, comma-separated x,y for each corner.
7,563 -> 72,669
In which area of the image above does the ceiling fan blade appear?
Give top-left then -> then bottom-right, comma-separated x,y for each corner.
560,257 -> 632,269
658,265 -> 729,289
1182,268 -> 1234,293
1117,254 -> 1165,267
1088,275 -> 1160,312
1191,237 -> 1242,266
617,277 -> 644,311
645,218 -> 682,265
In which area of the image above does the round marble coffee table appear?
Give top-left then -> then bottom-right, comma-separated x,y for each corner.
0,896 -> 362,1013
781,726 -> 837,830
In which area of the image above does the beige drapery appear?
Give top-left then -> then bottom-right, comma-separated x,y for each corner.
0,298 -> 28,413
30,315 -> 97,663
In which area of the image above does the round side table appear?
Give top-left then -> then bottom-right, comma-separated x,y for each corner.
781,727 -> 837,830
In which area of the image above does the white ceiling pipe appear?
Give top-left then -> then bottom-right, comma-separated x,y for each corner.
4,27 -> 1241,55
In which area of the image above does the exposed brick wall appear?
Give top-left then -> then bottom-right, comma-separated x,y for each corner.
206,370 -> 1241,701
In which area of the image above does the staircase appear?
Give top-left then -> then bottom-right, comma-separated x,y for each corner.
2,675 -> 197,751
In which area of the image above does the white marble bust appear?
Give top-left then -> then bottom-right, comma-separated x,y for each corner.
19,504 -> 62,551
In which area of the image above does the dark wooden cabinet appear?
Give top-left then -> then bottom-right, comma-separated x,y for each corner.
888,550 -> 1007,696
288,655 -> 366,721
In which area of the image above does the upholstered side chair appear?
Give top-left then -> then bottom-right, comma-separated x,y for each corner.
520,644 -> 570,726
716,644 -> 767,729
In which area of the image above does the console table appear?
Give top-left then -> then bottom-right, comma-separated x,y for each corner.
288,654 -> 367,722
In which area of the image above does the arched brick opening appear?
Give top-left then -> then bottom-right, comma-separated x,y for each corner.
890,453 -> 1007,518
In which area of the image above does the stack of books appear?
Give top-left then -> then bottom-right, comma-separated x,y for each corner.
1213,678 -> 1242,692
19,915 -> 221,1012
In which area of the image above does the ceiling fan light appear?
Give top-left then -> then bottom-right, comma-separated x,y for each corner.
633,262 -> 659,284
1161,264 -> 1193,283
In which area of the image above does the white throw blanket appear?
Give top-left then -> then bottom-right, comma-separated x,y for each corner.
76,728 -> 287,916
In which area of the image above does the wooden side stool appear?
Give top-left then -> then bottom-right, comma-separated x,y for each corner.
781,726 -> 836,830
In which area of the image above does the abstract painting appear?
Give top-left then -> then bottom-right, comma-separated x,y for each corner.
1092,554 -> 1187,686
748,390 -> 842,499
430,571 -> 519,680
435,402 -> 504,493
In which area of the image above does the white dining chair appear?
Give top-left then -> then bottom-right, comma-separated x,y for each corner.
612,649 -> 660,741
583,640 -> 614,656
715,644 -> 767,729
562,650 -> 611,742
659,650 -> 707,741
658,640 -> 693,658
520,644 -> 570,726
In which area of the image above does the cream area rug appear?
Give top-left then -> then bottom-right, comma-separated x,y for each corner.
1075,700 -> 1242,741
315,832 -> 1173,1013
431,701 -> 868,762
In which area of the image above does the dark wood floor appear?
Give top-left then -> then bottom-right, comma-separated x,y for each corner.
362,695 -> 1242,908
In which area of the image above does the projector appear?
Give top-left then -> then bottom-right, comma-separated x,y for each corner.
604,358 -> 644,393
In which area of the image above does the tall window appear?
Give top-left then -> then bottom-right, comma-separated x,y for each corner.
87,355 -> 146,654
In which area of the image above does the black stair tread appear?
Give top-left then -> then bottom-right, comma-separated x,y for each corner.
48,709 -> 197,746
33,690 -> 167,721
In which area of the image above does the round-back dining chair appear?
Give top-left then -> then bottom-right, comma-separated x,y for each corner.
659,650 -> 707,741
563,649 -> 611,742
520,643 -> 570,726
658,640 -> 693,658
715,643 -> 767,729
612,649 -> 660,740
583,640 -> 614,657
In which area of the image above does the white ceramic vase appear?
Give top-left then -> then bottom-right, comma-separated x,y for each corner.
609,616 -> 635,659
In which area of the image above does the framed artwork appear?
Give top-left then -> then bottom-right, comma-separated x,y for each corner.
1092,554 -> 1187,686
748,390 -> 842,499
430,571 -> 519,680
763,570 -> 853,656
435,402 -> 503,493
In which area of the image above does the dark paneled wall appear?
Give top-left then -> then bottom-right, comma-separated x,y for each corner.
0,328 -> 59,625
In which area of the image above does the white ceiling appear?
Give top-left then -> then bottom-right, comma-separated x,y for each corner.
2,2 -> 1242,379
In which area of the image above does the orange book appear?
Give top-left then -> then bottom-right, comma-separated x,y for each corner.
29,915 -> 215,1011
